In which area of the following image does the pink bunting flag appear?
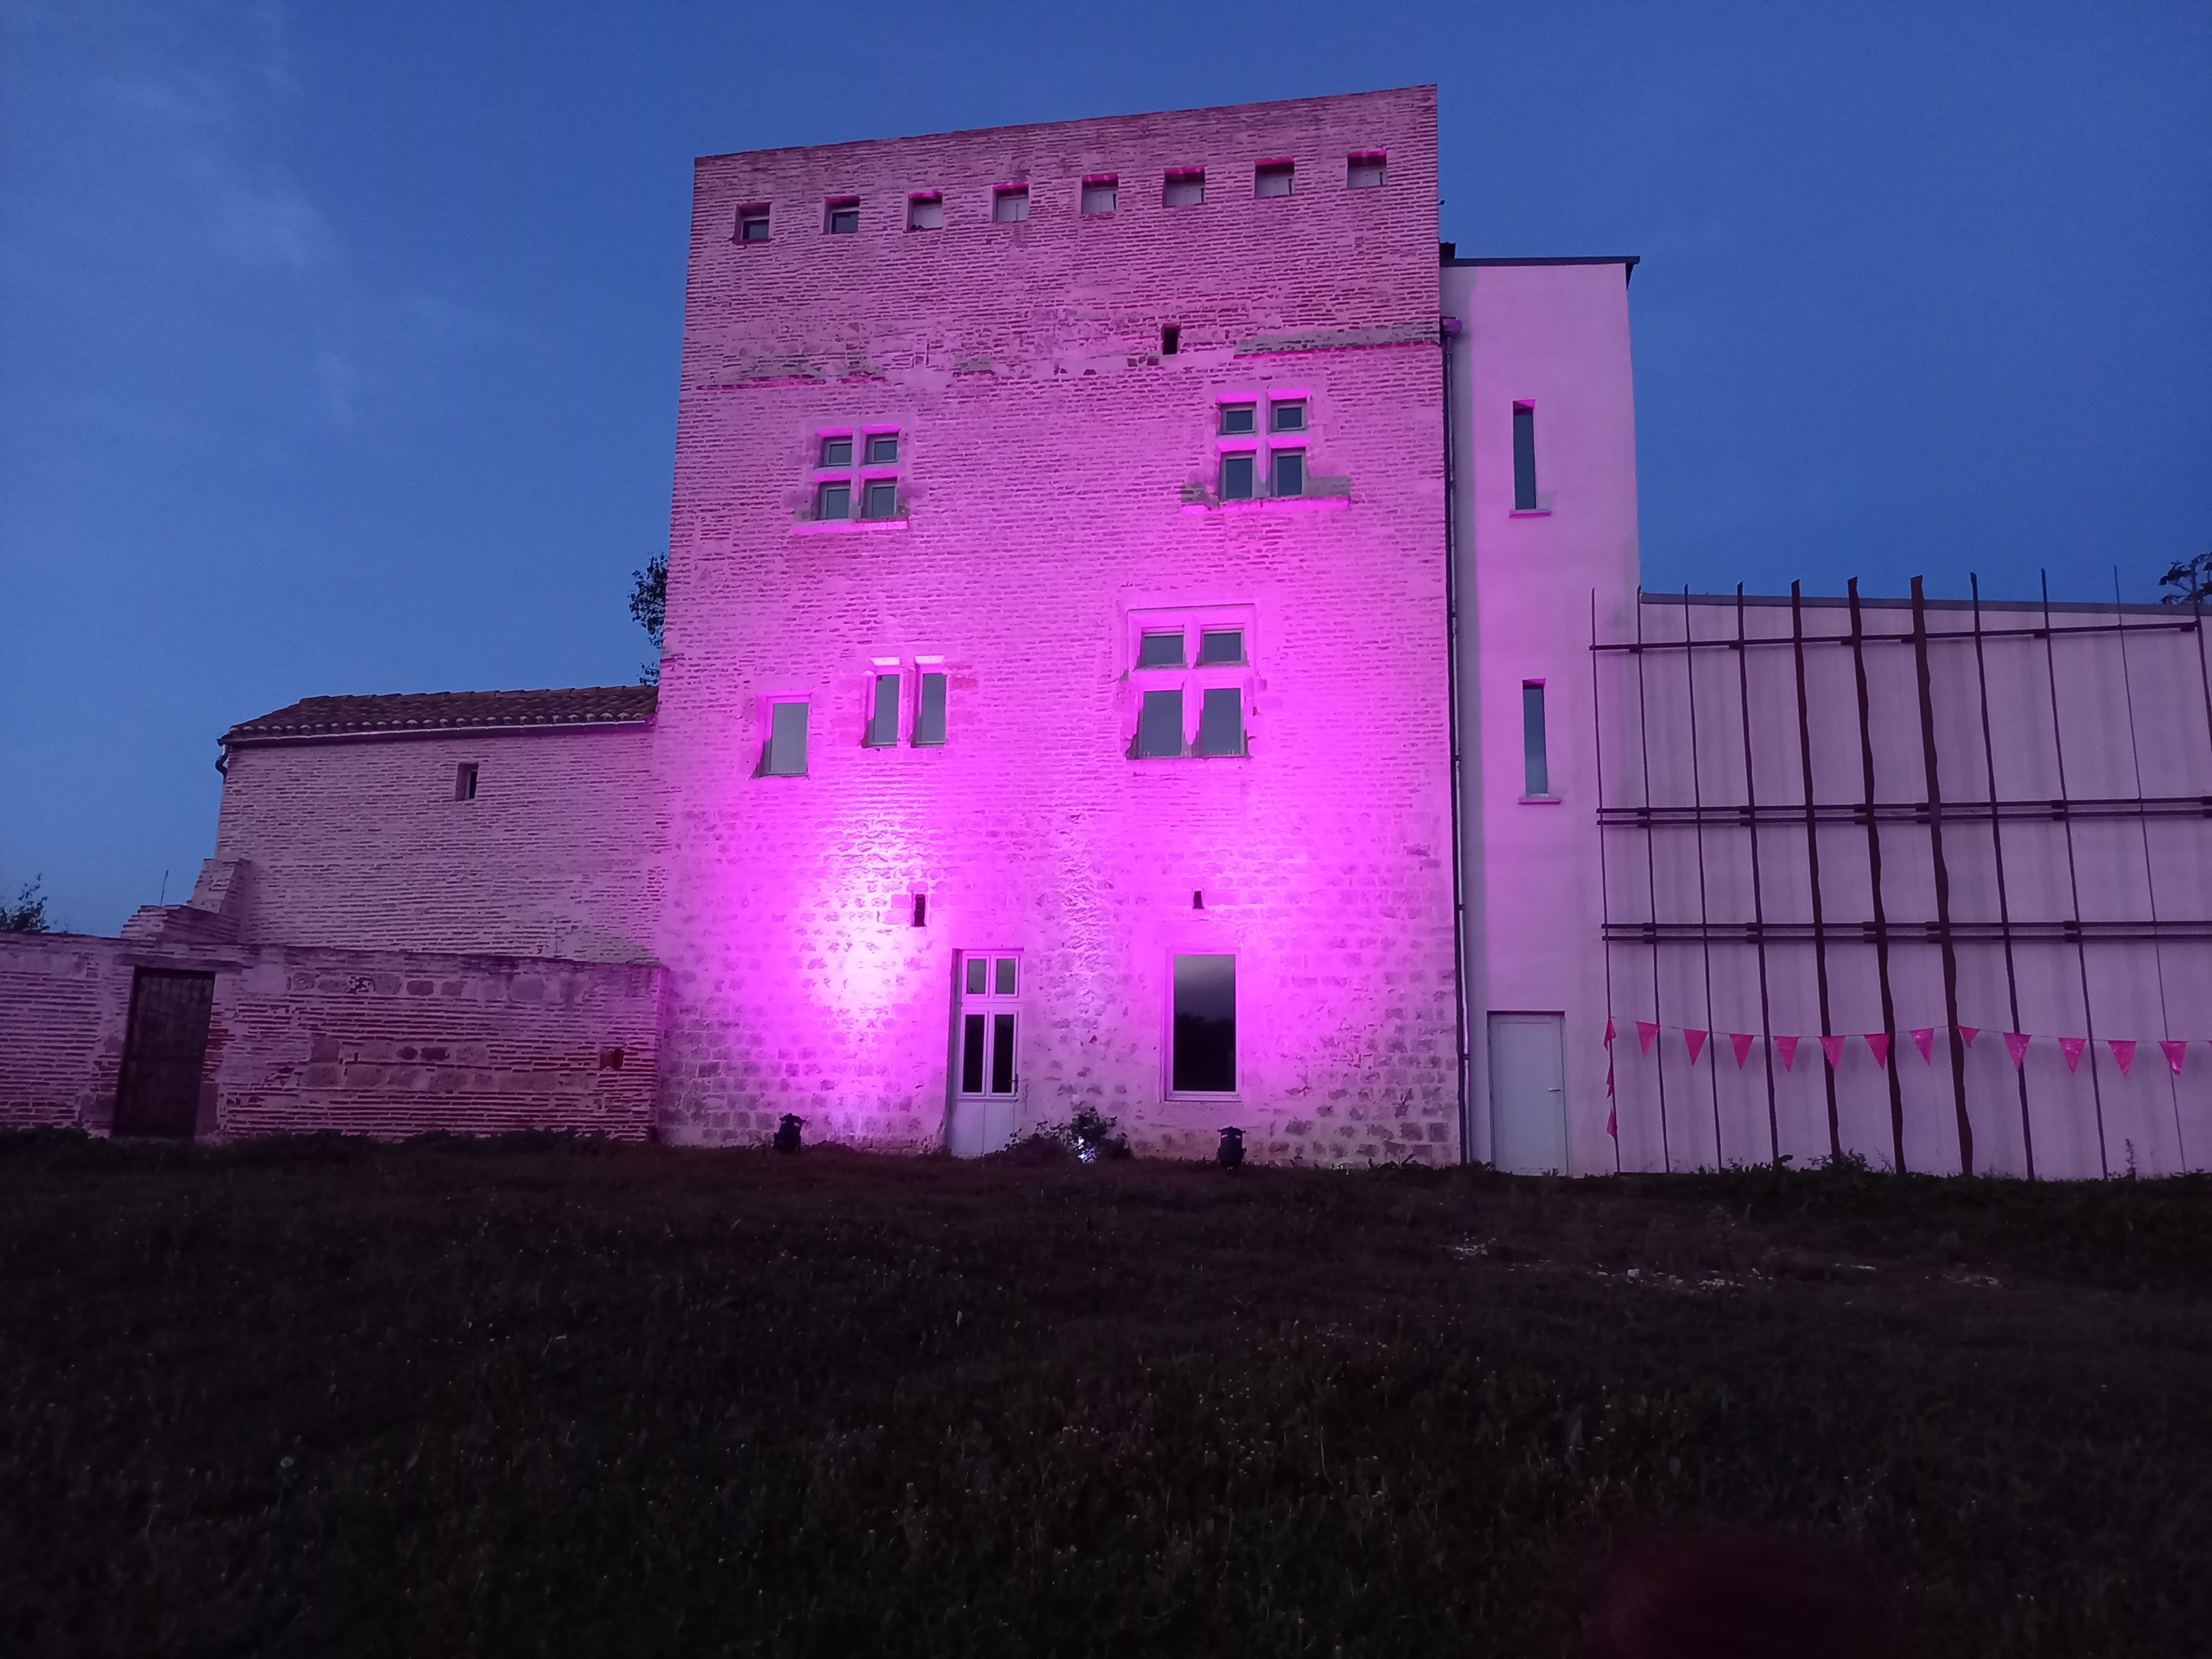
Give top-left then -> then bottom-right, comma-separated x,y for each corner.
1865,1032 -> 1891,1069
2161,1040 -> 2188,1077
1820,1035 -> 1847,1070
1684,1029 -> 1709,1065
1604,1017 -> 1616,1046
1776,1035 -> 1800,1071
1606,1056 -> 1615,1098
2004,1032 -> 2031,1068
1910,1027 -> 1935,1064
1730,1032 -> 1755,1068
1605,1103 -> 1618,1139
1637,1021 -> 1658,1056
2059,1037 -> 2086,1073
1958,1025 -> 1979,1047
2110,1039 -> 2135,1077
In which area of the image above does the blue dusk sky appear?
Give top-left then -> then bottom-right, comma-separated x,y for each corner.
3,0 -> 2208,934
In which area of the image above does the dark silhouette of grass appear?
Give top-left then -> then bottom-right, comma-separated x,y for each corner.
3,1129 -> 2206,1656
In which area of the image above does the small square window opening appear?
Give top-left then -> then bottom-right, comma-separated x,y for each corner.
1270,400 -> 1307,433
1220,453 -> 1255,500
455,763 -> 478,801
865,433 -> 899,465
908,195 -> 943,230
737,206 -> 770,241
1255,162 -> 1293,198
866,672 -> 901,747
1081,178 -> 1118,214
1196,628 -> 1244,667
862,480 -> 898,519
1164,170 -> 1205,208
1348,152 -> 1386,189
1271,450 -> 1305,498
993,186 -> 1030,222
817,482 -> 851,520
1138,631 -> 1186,669
914,671 -> 948,746
764,702 -> 810,777
1219,404 -> 1256,436
826,199 -> 859,233
820,436 -> 853,468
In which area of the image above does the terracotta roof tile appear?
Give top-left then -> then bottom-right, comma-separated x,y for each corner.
223,686 -> 658,744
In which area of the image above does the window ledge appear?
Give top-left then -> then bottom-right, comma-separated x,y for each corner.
1508,509 -> 1552,519
1183,494 -> 1350,517
1520,794 -> 1562,805
794,517 -> 910,535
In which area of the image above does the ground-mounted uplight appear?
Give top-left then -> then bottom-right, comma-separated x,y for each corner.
774,1113 -> 804,1154
1218,1126 -> 1245,1168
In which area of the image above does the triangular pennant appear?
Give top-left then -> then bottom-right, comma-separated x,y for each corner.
2004,1032 -> 2031,1068
2059,1037 -> 2085,1073
1866,1032 -> 1891,1069
1606,1057 -> 1615,1098
1910,1027 -> 1935,1064
1684,1029 -> 1708,1065
1730,1032 -> 1755,1068
1605,1103 -> 1619,1140
2161,1039 -> 2188,1077
1604,1017 -> 1616,1046
2110,1039 -> 2135,1077
1958,1025 -> 1979,1048
1637,1021 -> 1658,1056
1776,1035 -> 1799,1072
1820,1035 -> 1846,1070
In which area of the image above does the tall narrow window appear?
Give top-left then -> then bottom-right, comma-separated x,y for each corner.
764,701 -> 810,776
1198,687 -> 1244,757
1512,403 -> 1538,511
1135,690 -> 1185,758
914,671 -> 948,746
1081,178 -> 1118,214
993,186 -> 1030,222
1271,450 -> 1305,498
1172,954 -> 1236,1093
455,763 -> 479,801
1522,682 -> 1550,797
1220,453 -> 1255,500
866,672 -> 901,746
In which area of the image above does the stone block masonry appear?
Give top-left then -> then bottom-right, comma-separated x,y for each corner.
0,934 -> 660,1140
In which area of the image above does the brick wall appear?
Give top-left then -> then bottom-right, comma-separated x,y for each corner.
0,933 -> 660,1140
215,724 -> 662,961
658,89 -> 1457,1159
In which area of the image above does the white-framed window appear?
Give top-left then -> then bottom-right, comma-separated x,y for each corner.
860,656 -> 949,748
1215,393 -> 1311,502
1128,607 -> 1255,760
1170,952 -> 1237,1096
825,197 -> 860,234
908,193 -> 943,230
1164,169 -> 1205,207
736,204 -> 770,241
1347,152 -> 1386,189
811,426 -> 904,521
993,185 -> 1030,222
1255,160 -> 1294,198
760,697 -> 811,777
957,952 -> 1021,1098
1081,176 -> 1118,214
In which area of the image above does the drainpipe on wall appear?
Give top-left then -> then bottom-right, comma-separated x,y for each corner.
1440,313 -> 1474,1161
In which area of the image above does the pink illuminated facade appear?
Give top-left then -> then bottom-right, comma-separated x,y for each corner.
6,87 -> 2208,1176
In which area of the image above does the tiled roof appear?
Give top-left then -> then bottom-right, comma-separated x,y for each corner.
222,686 -> 658,744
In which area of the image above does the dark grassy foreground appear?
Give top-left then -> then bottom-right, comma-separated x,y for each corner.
3,1134 -> 2209,1658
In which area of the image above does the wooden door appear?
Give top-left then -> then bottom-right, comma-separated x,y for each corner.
113,969 -> 215,1139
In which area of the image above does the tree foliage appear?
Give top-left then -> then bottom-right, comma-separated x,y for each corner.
3,879 -> 49,933
2158,552 -> 2212,606
629,551 -> 669,685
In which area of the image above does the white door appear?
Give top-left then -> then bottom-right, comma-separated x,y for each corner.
947,953 -> 1021,1157
1488,1013 -> 1567,1174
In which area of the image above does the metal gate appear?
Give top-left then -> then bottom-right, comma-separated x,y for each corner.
113,968 -> 215,1139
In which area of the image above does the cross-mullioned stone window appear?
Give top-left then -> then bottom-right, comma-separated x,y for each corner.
1129,607 -> 1254,760
813,429 -> 902,521
1216,395 -> 1308,501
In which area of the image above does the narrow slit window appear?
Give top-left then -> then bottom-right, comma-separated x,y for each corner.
908,194 -> 943,230
1138,630 -> 1186,669
1172,953 -> 1237,1093
1196,628 -> 1244,666
764,702 -> 810,777
1512,403 -> 1538,511
1161,324 -> 1181,356
1219,404 -> 1256,436
914,671 -> 948,746
1271,449 -> 1305,498
1198,687 -> 1244,757
1081,178 -> 1118,214
1164,170 -> 1205,207
737,205 -> 771,241
862,480 -> 899,519
1522,682 -> 1550,797
993,186 -> 1030,222
1255,161 -> 1294,198
816,482 -> 851,520
455,763 -> 479,801
910,893 -> 928,927
1135,689 -> 1185,758
826,199 -> 859,234
1347,152 -> 1386,189
866,672 -> 901,747
1220,453 -> 1255,500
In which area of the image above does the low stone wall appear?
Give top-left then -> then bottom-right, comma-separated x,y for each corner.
0,933 -> 661,1140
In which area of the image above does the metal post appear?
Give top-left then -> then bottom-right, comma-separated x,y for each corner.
1792,583 -> 1843,1162
2041,570 -> 2110,1178
1970,574 -> 2036,1178
1634,592 -> 1672,1171
1736,585 -> 1781,1164
1682,591 -> 1725,1165
1910,576 -> 1975,1174
1848,579 -> 1908,1173
1593,589 -> 1622,1173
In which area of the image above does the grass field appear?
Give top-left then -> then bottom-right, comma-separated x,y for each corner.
4,1130 -> 2208,1657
